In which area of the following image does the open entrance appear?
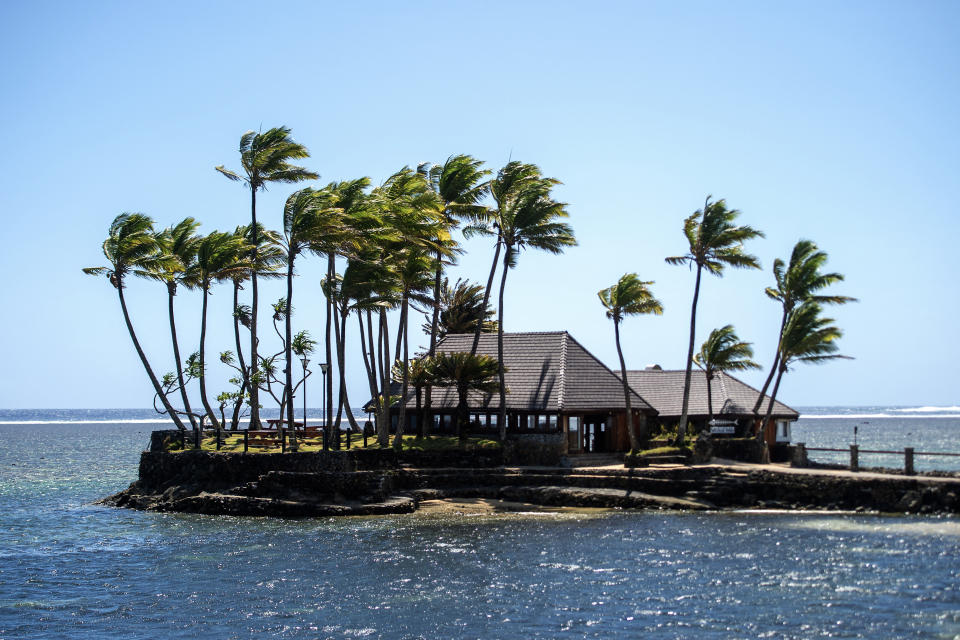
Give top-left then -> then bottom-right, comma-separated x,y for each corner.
568,414 -> 612,453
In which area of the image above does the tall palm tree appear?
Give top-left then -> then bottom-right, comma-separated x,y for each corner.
148,218 -> 202,429
215,127 -> 319,429
487,161 -> 576,440
598,274 -> 663,452
759,302 -> 851,444
665,196 -> 763,443
83,213 -> 188,431
752,239 -> 856,415
278,188 -> 338,439
425,352 -> 501,440
226,224 -> 285,429
183,231 -> 250,429
419,156 -> 490,430
392,357 -> 434,438
694,325 -> 760,424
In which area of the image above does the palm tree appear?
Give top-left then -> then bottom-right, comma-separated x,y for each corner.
598,274 -> 663,452
419,277 -> 497,340
752,239 -> 856,416
215,127 -> 319,429
83,213 -> 188,431
425,352 -> 501,440
183,231 -> 250,430
487,161 -> 576,440
694,325 -> 761,424
392,357 -> 434,438
759,302 -> 851,445
148,218 -> 202,429
665,196 -> 763,443
226,224 -> 285,429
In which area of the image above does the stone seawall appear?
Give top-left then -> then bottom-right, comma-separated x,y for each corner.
101,447 -> 960,518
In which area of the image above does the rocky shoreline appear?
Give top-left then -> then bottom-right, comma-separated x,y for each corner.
100,449 -> 960,517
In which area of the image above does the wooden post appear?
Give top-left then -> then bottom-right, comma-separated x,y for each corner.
216,429 -> 222,451
791,442 -> 807,468
905,447 -> 915,475
243,429 -> 249,453
849,444 -> 859,472
323,427 -> 329,452
363,428 -> 368,448
179,430 -> 186,451
281,428 -> 287,453
194,429 -> 201,449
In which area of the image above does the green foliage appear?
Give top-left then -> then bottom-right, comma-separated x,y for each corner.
694,325 -> 760,376
665,196 -> 764,276
421,277 -> 498,338
598,273 -> 663,322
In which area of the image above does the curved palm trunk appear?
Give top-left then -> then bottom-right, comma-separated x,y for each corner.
472,239 -> 502,355
198,285 -> 221,430
393,293 -> 410,450
614,317 -> 640,452
333,301 -> 360,433
456,385 -> 469,440
167,283 -> 197,429
496,247 -> 512,441
358,312 -> 380,412
759,364 -> 786,458
753,309 -> 788,415
325,255 -> 335,449
378,309 -> 391,447
284,255 -> 298,450
677,265 -> 703,443
117,285 -> 187,431
230,281 -> 248,430
248,187 -> 262,430
706,371 -> 714,424
424,250 -> 443,438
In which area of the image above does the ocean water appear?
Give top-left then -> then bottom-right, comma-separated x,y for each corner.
794,406 -> 960,472
1,409 -> 959,638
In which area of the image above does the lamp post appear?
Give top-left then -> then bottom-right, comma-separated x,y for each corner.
301,357 -> 310,430
320,362 -> 329,450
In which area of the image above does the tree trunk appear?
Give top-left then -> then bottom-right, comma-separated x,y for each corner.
284,254 -> 298,450
472,239 -> 502,355
325,255 -> 335,449
496,246 -> 511,441
706,371 -> 714,424
230,281 -> 248,430
677,264 -> 703,444
334,302 -> 359,432
378,309 -> 391,447
759,364 -> 786,459
198,285 -> 221,430
117,284 -> 187,430
359,311 -> 379,412
614,317 -> 640,452
753,309 -> 788,415
457,385 -> 468,440
248,187 -> 261,430
167,283 -> 197,429
424,250 -> 443,441
393,292 -> 409,450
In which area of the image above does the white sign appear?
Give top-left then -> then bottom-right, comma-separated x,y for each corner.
710,426 -> 735,434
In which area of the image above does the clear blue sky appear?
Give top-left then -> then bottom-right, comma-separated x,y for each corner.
1,1 -> 957,409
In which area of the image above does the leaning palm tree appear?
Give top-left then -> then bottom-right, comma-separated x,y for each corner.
759,302 -> 851,445
183,231 -> 250,430
147,218 -> 202,429
425,352 -> 501,440
752,239 -> 856,416
487,162 -> 576,440
215,127 -> 319,429
83,213 -> 188,430
694,325 -> 761,424
598,274 -> 663,452
392,357 -> 434,438
665,196 -> 763,443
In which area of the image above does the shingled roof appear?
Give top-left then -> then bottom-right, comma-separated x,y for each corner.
621,369 -> 798,420
394,332 -> 654,413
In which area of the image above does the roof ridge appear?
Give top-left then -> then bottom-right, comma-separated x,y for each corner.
557,332 -> 568,410
563,333 -> 654,411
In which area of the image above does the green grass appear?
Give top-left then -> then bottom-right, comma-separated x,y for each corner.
632,446 -> 691,457
169,432 -> 500,454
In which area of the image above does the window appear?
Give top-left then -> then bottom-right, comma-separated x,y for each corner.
547,414 -> 558,431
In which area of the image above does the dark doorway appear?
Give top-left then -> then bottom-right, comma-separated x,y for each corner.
582,416 -> 608,453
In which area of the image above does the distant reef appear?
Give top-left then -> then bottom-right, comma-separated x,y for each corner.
99,433 -> 960,518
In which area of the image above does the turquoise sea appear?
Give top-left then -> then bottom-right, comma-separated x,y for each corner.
1,408 -> 959,639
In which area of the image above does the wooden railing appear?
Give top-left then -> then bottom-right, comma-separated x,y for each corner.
797,443 -> 960,475
170,426 -> 369,453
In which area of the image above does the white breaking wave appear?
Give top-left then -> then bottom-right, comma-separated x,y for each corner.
890,406 -> 960,413
0,419 -> 180,425
800,413 -> 960,420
